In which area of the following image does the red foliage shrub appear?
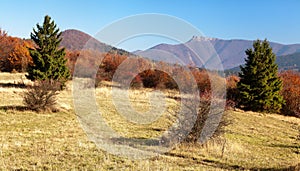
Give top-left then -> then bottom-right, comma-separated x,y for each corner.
139,69 -> 161,88
279,71 -> 300,117
226,75 -> 240,109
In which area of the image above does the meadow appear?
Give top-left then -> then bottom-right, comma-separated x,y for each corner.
0,72 -> 299,170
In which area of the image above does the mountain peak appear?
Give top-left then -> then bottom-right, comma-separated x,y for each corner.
61,29 -> 101,50
137,36 -> 300,70
188,36 -> 217,42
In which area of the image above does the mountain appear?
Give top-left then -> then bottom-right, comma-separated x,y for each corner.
225,52 -> 300,75
135,36 -> 300,70
60,30 -> 300,71
61,29 -> 108,51
277,52 -> 300,71
60,29 -> 131,55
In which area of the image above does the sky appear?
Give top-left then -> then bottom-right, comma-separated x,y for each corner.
1,0 -> 300,51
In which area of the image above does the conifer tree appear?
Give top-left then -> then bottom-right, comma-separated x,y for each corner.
237,39 -> 284,113
26,15 -> 70,86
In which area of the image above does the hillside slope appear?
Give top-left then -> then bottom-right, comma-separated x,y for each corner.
61,29 -> 132,55
225,52 -> 300,74
277,52 -> 300,71
0,73 -> 299,170
60,29 -> 110,51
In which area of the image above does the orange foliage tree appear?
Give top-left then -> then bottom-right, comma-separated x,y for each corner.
0,29 -> 33,72
65,50 -> 80,75
97,52 -> 127,81
66,49 -> 105,78
7,38 -> 33,72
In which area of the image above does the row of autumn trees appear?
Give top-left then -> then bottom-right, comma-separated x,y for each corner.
1,15 -> 299,117
67,49 -> 219,92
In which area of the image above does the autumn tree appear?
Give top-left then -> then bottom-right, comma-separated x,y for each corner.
98,53 -> 127,81
0,29 -> 8,54
7,38 -> 33,72
279,71 -> 300,117
26,15 -> 70,85
237,39 -> 284,113
0,29 -> 33,72
0,29 -> 9,71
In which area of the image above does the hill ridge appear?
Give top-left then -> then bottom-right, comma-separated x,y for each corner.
135,36 -> 300,69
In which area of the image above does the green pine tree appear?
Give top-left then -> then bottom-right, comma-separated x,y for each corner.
237,39 -> 284,113
26,15 -> 70,86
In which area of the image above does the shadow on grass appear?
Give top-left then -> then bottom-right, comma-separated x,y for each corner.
249,163 -> 300,171
0,82 -> 28,88
267,143 -> 300,149
0,105 -> 29,112
110,137 -> 160,146
164,151 -> 246,170
165,151 -> 300,171
200,158 -> 299,171
268,143 -> 300,155
166,95 -> 181,101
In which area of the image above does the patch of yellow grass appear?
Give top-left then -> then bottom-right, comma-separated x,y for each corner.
0,72 -> 32,85
95,86 -> 180,138
0,87 -> 24,106
0,73 -> 299,170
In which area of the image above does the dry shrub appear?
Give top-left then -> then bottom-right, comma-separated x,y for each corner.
184,97 -> 210,143
191,68 -> 211,93
184,92 -> 229,144
23,80 -> 60,112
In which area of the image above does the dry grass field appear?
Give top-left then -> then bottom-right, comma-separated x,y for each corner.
0,73 -> 299,170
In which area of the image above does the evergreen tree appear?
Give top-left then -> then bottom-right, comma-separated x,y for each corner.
26,15 -> 70,85
237,39 -> 284,113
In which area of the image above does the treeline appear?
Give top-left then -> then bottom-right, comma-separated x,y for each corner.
65,49 -> 223,93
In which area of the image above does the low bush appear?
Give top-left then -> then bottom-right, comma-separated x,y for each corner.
23,80 -> 60,112
184,92 -> 230,143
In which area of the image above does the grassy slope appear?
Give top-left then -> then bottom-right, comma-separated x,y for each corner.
0,73 -> 299,170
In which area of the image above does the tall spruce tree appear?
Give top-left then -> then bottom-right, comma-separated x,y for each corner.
237,39 -> 284,113
26,15 -> 70,85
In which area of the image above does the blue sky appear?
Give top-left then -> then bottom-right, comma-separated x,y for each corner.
1,0 -> 300,51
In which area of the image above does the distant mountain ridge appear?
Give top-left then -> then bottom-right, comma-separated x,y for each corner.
60,29 -> 132,55
277,52 -> 300,71
135,36 -> 300,69
60,30 -> 300,71
222,52 -> 300,75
